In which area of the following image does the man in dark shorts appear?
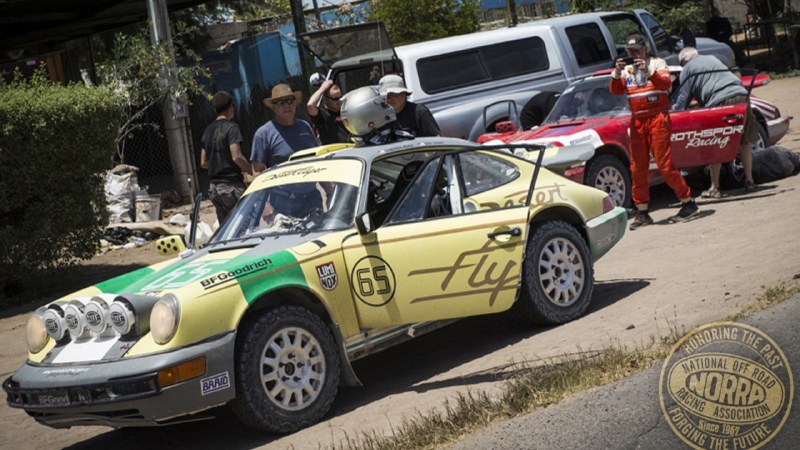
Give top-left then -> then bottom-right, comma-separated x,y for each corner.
200,92 -> 252,224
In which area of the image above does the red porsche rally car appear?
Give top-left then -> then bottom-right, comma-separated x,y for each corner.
478,67 -> 791,207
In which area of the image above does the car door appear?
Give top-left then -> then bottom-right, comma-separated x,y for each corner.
669,73 -> 747,169
342,151 -> 531,329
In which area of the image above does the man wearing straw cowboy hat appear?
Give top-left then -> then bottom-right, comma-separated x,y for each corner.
251,83 -> 317,173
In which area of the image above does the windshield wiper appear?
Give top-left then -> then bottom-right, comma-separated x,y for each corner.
206,235 -> 267,251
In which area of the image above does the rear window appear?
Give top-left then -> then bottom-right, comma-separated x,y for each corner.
416,37 -> 549,94
460,152 -> 519,196
565,23 -> 612,67
640,12 -> 671,54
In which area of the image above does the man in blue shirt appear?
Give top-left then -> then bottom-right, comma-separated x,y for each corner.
251,84 -> 317,173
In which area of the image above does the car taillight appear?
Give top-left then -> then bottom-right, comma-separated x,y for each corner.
602,196 -> 614,213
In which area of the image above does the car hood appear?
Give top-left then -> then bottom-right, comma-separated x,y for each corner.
483,119 -> 618,147
32,231 -> 339,364
298,21 -> 396,67
97,231 -> 331,296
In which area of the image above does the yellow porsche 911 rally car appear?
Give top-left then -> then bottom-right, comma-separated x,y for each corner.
4,137 -> 626,433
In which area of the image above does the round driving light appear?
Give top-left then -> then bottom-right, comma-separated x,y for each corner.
109,301 -> 136,335
42,307 -> 67,341
85,297 -> 111,335
63,300 -> 90,340
25,314 -> 49,354
150,295 -> 180,344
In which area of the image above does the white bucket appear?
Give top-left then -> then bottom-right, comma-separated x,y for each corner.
135,195 -> 161,222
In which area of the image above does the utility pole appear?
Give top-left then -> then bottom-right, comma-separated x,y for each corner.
507,0 -> 518,27
146,0 -> 197,202
290,0 -> 316,91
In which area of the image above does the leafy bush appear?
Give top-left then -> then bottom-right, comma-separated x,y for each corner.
0,71 -> 124,304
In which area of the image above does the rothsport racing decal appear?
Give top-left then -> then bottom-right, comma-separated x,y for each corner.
671,126 -> 743,149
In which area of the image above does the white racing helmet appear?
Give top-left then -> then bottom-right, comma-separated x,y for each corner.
340,86 -> 396,136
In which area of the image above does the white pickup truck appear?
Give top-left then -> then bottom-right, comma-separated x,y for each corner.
299,9 -> 734,141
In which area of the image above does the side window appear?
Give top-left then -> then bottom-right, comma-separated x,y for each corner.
417,51 -> 489,94
389,157 -> 442,224
460,152 -> 520,196
565,23 -> 612,67
388,154 -> 464,223
640,13 -> 670,54
602,15 -> 644,57
417,37 -> 549,94
482,37 -> 549,78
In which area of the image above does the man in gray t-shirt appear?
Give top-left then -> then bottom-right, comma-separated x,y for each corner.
674,48 -> 758,196
251,84 -> 317,173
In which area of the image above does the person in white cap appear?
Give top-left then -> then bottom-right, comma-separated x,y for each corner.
378,74 -> 440,137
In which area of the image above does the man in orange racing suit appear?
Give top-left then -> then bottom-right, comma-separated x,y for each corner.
610,33 -> 699,230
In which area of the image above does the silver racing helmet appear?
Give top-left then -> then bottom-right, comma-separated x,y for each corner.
340,86 -> 396,136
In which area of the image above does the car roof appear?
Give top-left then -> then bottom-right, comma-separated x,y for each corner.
393,11 -> 631,59
286,137 -> 483,166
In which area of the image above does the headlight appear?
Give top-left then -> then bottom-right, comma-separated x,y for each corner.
63,299 -> 91,340
42,306 -> 67,341
150,294 -> 180,344
109,300 -> 136,335
85,297 -> 114,337
26,313 -> 49,353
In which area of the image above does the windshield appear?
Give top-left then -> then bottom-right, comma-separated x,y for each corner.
545,76 -> 630,124
211,159 -> 364,244
212,182 -> 359,243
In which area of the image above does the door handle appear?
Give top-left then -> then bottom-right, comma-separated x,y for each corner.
487,227 -> 522,239
723,114 -> 744,125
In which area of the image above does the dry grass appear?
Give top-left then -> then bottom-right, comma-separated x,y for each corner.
332,344 -> 672,450
728,280 -> 800,321
331,280 -> 800,450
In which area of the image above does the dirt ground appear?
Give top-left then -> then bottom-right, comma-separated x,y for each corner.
1,77 -> 799,450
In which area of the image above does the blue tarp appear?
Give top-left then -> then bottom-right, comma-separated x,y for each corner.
201,31 -> 302,110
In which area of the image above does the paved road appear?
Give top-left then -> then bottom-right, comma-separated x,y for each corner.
450,294 -> 800,449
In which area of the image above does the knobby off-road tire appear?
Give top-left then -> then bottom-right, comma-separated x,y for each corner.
584,154 -> 631,208
231,305 -> 340,433
515,221 -> 594,325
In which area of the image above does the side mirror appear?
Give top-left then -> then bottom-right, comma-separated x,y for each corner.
494,120 -> 517,133
355,212 -> 374,235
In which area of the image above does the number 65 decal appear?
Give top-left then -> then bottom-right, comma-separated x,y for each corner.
351,256 -> 396,306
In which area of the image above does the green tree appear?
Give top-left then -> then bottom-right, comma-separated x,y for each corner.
368,0 -> 481,46
94,23 -> 209,163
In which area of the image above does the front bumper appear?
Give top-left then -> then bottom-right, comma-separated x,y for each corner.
3,331 -> 236,428
585,206 -> 627,261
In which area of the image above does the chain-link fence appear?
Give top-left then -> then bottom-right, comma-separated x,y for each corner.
118,73 -> 312,207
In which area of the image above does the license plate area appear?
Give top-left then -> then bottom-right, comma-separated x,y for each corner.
33,391 -> 71,406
